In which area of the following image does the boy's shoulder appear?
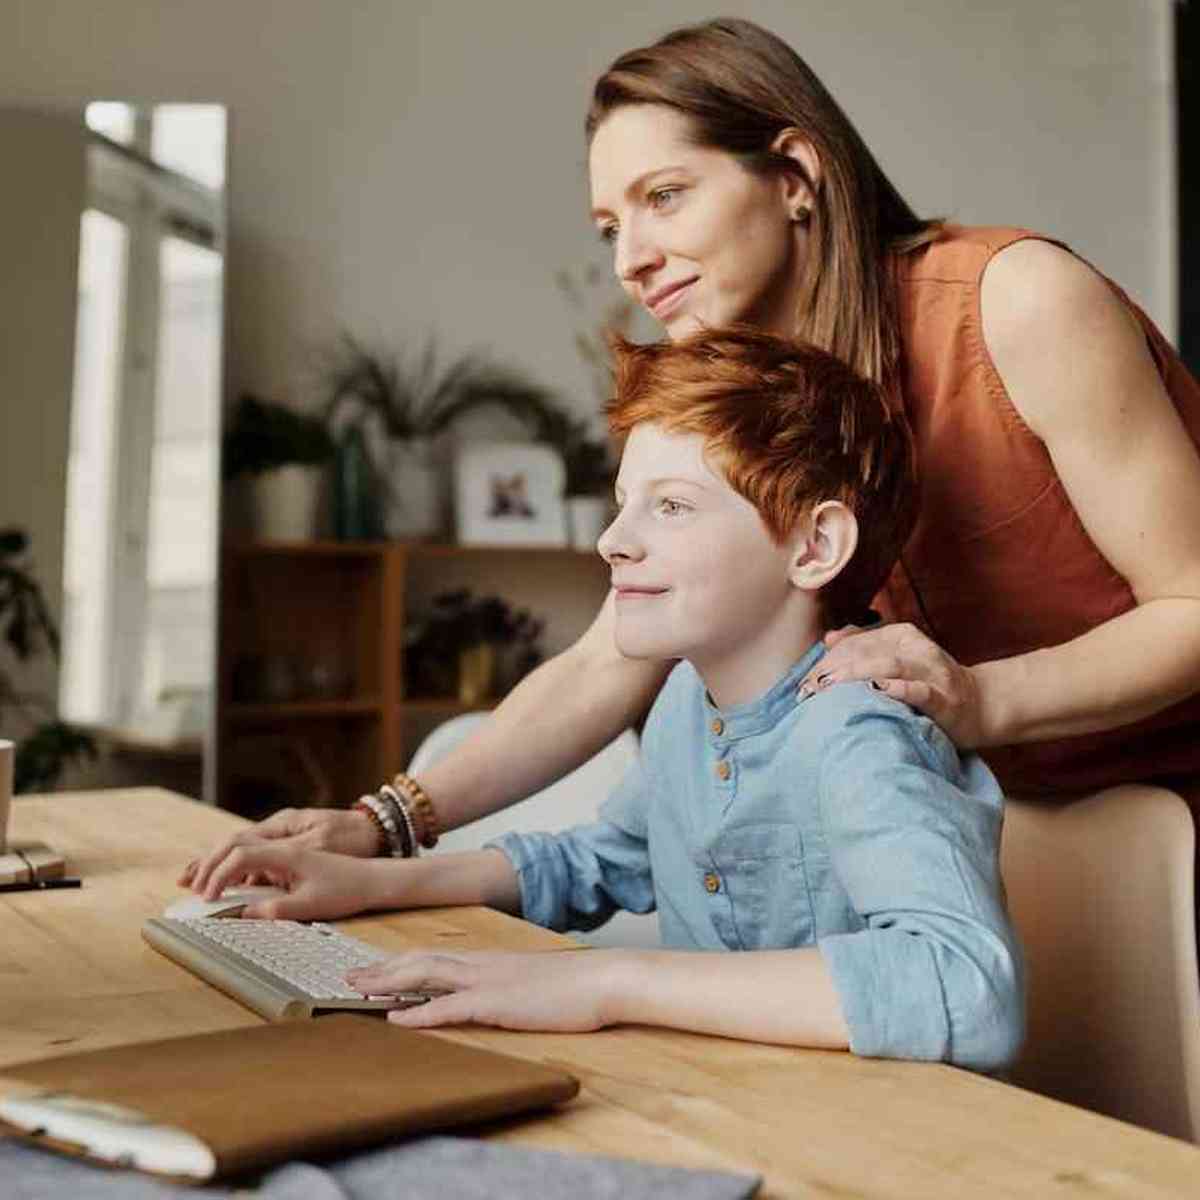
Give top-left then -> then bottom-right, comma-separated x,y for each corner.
791,680 -> 962,780
795,681 -> 1006,829
794,677 -> 916,730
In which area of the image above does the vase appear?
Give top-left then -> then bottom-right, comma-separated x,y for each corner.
457,643 -> 495,705
333,425 -> 383,541
565,495 -> 611,553
383,437 -> 442,539
249,465 -> 323,541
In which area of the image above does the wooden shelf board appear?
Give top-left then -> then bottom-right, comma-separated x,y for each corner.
224,539 -> 598,559
227,698 -> 383,721
406,542 -> 598,558
399,697 -> 499,714
224,539 -> 389,558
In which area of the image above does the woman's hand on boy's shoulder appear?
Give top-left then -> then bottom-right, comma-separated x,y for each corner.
797,622 -> 986,750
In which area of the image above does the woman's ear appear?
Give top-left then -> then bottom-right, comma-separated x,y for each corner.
770,128 -> 821,217
788,501 -> 857,592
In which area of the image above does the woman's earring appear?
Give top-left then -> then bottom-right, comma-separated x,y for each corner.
792,205 -> 811,224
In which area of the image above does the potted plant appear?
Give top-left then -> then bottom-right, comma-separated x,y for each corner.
403,589 -> 544,704
555,415 -> 615,552
554,264 -> 631,548
222,394 -> 335,541
0,529 -> 95,792
322,334 -> 566,540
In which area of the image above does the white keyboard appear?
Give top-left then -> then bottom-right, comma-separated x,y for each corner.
142,916 -> 434,1021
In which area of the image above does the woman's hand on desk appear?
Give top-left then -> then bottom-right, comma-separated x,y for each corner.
179,807 -> 379,893
347,949 -> 620,1033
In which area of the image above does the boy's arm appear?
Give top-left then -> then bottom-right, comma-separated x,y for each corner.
201,840 -> 524,922
209,755 -> 655,929
604,947 -> 850,1045
483,754 -> 657,931
368,848 -> 523,914
363,942 -> 852,1042
813,698 -> 1025,1071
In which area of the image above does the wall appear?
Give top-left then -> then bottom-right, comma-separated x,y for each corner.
0,107 -> 84,704
0,0 -> 1178,691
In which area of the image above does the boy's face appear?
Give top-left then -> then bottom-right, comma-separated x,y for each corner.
597,423 -> 806,669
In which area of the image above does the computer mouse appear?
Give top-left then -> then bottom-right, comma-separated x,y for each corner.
163,885 -> 289,920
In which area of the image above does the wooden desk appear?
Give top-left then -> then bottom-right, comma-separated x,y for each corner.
5,788 -> 1200,1197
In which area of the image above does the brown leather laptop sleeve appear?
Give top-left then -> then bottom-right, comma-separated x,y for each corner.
0,1014 -> 578,1179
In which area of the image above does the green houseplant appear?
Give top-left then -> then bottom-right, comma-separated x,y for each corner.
222,394 -> 335,541
404,589 -> 545,703
322,334 -> 573,540
0,529 -> 95,792
554,263 -> 631,547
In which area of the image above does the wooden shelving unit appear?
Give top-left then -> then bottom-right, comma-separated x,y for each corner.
216,539 -> 608,816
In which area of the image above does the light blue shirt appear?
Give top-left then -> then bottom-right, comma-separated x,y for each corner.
489,642 -> 1025,1072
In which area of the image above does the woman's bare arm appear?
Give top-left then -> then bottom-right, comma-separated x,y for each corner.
800,240 -> 1200,749
415,589 -> 670,827
184,591 -> 670,889
971,240 -> 1200,743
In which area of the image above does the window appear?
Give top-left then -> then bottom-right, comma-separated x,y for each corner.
84,101 -> 135,147
59,107 -> 226,777
59,211 -> 128,722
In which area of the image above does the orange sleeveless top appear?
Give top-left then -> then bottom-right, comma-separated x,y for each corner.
876,225 -> 1200,795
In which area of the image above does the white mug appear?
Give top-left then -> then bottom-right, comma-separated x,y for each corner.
0,740 -> 12,854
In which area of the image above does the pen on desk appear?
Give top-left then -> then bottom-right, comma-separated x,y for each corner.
0,877 -> 83,893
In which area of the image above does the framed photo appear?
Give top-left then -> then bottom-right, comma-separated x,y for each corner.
453,441 -> 568,547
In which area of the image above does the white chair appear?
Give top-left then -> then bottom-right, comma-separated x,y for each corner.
1000,785 -> 1200,1141
407,714 -> 661,948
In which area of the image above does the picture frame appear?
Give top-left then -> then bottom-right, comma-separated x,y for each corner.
453,441 -> 568,547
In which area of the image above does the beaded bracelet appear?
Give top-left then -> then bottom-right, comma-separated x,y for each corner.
353,795 -> 390,857
392,772 -> 440,849
378,783 -> 417,859
355,793 -> 410,858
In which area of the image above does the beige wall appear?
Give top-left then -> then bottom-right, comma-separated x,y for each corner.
0,0 -> 1178,685
0,107 -> 84,700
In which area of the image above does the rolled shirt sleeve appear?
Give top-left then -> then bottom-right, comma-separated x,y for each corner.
815,701 -> 1025,1072
486,757 -> 656,933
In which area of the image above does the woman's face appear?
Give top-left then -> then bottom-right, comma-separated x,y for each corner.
589,104 -> 808,340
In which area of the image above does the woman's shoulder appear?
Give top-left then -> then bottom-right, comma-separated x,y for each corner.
897,223 -> 1065,286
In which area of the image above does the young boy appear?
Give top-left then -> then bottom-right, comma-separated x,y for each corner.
210,329 -> 1024,1071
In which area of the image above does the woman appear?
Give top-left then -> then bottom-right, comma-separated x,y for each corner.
185,17 -> 1200,891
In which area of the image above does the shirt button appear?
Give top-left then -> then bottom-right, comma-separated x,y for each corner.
710,717 -> 724,736
703,872 -> 721,893
715,759 -> 731,781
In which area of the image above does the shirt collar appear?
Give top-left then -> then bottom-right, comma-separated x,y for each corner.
702,641 -> 827,740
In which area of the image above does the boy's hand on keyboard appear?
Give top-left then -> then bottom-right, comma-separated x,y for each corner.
346,949 -> 620,1034
180,808 -> 380,893
200,843 -> 392,921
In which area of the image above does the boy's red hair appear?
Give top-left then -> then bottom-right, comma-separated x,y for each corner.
606,327 -> 917,627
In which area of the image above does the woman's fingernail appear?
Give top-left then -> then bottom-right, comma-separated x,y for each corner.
797,684 -> 814,701
816,672 -> 831,686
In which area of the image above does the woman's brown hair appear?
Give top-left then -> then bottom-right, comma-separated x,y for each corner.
606,328 -> 918,629
587,17 -> 942,388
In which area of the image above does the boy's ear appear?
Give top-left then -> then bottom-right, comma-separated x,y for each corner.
787,501 -> 857,592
